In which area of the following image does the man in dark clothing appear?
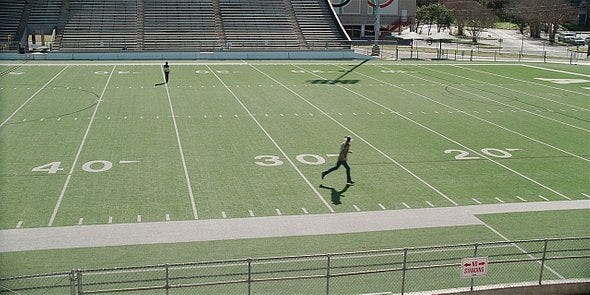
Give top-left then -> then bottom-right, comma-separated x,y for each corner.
322,136 -> 354,185
163,61 -> 170,83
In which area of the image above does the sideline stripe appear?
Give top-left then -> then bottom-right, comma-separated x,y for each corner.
522,64 -> 590,78
207,65 -> 335,213
1,66 -> 69,128
48,65 -> 115,227
163,69 -> 198,220
480,221 -> 565,280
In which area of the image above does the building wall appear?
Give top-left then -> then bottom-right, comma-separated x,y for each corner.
332,0 -> 416,38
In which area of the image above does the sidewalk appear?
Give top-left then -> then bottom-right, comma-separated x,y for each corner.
1,200 -> 587,253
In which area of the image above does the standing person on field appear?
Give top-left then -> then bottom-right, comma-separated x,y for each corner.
163,61 -> 170,83
322,136 -> 354,185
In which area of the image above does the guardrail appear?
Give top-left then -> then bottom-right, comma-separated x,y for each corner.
1,237 -> 589,294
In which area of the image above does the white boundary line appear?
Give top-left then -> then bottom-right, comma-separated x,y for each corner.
455,65 -> 590,98
416,65 -> 590,131
479,221 -> 565,280
251,63 -> 458,206
522,64 -> 590,78
48,65 -> 115,226
0,66 -> 69,128
205,65 -> 335,213
327,65 -> 571,200
163,68 -> 199,220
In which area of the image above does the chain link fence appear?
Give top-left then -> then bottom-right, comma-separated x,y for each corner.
1,237 -> 589,294
352,40 -> 589,64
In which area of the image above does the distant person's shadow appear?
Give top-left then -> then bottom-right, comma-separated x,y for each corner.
319,184 -> 352,205
154,82 -> 166,86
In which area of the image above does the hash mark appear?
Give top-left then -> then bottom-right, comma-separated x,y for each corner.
221,211 -> 227,219
494,197 -> 505,203
516,196 -> 528,202
426,201 -> 435,207
402,202 -> 411,209
581,193 -> 590,198
302,208 -> 309,214
78,218 -> 84,225
378,203 -> 386,210
166,214 -> 171,221
472,198 -> 482,204
108,216 -> 113,224
137,215 -> 142,222
538,195 -> 549,201
353,205 -> 361,212
16,221 -> 23,229
249,210 -> 255,217
275,209 -> 282,216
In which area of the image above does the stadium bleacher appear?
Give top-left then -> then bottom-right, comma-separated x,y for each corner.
1,0 -> 350,52
0,0 -> 26,49
60,0 -> 138,51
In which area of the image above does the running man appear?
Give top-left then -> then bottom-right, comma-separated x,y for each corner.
322,136 -> 354,185
163,61 -> 170,83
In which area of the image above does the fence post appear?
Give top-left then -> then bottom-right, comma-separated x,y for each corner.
165,264 -> 170,295
69,269 -> 76,295
247,258 -> 252,295
470,243 -> 479,291
401,249 -> 408,295
76,269 -> 83,295
543,51 -> 547,63
539,239 -> 549,285
326,254 -> 331,295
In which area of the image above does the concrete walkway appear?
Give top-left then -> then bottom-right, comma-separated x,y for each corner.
0,200 -> 588,253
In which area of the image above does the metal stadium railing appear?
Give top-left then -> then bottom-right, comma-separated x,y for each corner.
1,237 -> 589,294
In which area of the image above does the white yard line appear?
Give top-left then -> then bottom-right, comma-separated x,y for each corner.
455,65 -> 590,99
48,65 -> 115,227
206,65 -> 335,213
444,65 -> 590,112
0,66 -> 68,128
480,221 -> 565,280
259,63 -> 458,206
333,65 -> 572,201
163,71 -> 199,220
390,66 -> 589,162
417,65 -> 590,131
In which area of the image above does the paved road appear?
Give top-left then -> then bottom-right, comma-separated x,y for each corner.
1,200 -> 587,253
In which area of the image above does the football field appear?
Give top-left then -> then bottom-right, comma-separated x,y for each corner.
0,61 -> 589,230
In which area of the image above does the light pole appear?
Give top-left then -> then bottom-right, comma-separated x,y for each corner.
371,1 -> 381,56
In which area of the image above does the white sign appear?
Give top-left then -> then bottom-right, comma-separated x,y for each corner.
461,257 -> 488,278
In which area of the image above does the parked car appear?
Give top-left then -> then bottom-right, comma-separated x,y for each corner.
557,32 -> 576,42
570,36 -> 585,46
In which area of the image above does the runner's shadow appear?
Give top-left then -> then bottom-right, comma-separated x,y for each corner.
154,82 -> 166,86
319,184 -> 351,205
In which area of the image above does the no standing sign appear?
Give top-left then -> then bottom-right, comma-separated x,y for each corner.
461,257 -> 488,278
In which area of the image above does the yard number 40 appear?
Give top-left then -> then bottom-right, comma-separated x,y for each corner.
32,160 -> 114,174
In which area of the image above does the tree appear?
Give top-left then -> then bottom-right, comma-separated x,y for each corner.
443,0 -> 496,41
507,0 -> 577,41
416,3 -> 455,34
